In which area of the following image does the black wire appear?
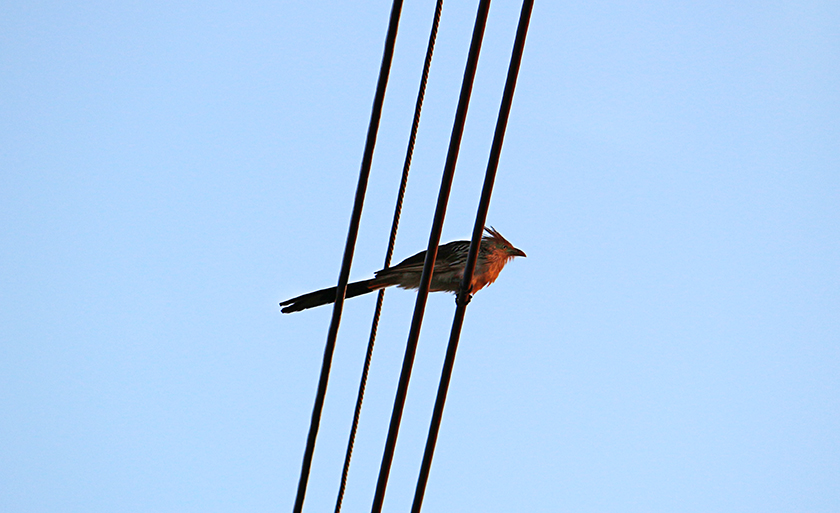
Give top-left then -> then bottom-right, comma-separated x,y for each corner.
333,1 -> 444,512
369,1 -> 493,512
411,1 -> 534,511
291,2 -> 404,512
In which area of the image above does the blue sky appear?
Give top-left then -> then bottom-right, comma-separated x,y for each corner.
2,1 -> 838,512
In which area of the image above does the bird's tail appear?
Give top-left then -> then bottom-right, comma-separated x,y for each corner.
280,279 -> 378,313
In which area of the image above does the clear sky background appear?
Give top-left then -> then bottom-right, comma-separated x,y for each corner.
2,1 -> 838,512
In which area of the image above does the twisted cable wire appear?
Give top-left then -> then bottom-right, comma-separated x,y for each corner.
333,1 -> 444,512
411,1 -> 534,511
370,0 -> 493,510
291,1 -> 404,512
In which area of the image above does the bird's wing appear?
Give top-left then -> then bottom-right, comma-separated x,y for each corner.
376,240 -> 468,277
387,248 -> 427,274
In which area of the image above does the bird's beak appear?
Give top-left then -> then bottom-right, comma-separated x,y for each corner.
511,247 -> 526,258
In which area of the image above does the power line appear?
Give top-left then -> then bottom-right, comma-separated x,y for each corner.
291,2 -> 404,512
411,1 -> 534,511
290,1 -> 531,510
333,1 -> 444,512
369,0 -> 494,511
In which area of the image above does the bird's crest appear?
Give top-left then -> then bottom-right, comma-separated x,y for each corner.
482,226 -> 526,259
483,226 -> 513,246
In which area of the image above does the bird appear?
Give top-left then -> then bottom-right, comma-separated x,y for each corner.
279,226 -> 525,313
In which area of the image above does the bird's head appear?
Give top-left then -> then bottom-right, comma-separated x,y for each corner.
483,226 -> 526,259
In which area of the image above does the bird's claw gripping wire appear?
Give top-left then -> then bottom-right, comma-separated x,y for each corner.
456,291 -> 473,307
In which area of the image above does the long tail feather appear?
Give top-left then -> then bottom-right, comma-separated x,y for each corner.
280,279 -> 376,313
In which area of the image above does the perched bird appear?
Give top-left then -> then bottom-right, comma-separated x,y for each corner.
279,227 -> 525,313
